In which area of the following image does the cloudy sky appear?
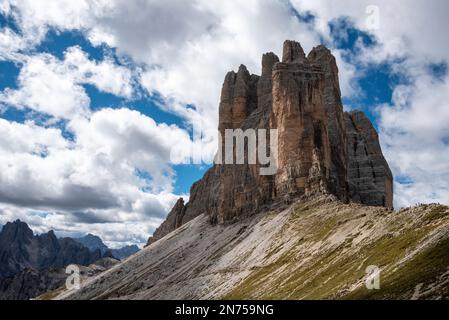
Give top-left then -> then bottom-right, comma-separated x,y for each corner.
0,0 -> 448,247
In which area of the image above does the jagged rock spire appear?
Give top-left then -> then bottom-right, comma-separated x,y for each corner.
282,40 -> 306,63
148,40 -> 393,244
261,52 -> 280,77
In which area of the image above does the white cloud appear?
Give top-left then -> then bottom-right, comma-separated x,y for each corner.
64,46 -> 134,98
1,0 -> 323,156
0,108 -> 192,245
288,0 -> 449,208
0,118 -> 68,154
0,46 -> 133,119
0,53 -> 90,119
69,108 -> 193,193
291,0 -> 449,61
378,71 -> 449,208
0,28 -> 27,61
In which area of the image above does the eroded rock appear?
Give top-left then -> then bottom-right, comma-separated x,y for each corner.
147,40 -> 393,244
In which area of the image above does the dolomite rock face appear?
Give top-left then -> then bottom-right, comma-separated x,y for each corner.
308,45 -> 348,200
147,40 -> 393,243
282,40 -> 306,63
345,111 -> 394,208
270,51 -> 332,199
179,55 -> 277,225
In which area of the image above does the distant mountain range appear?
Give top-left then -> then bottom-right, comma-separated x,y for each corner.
0,220 -> 140,300
73,234 -> 109,254
0,220 -> 106,279
0,257 -> 120,300
74,234 -> 139,260
0,220 -> 139,278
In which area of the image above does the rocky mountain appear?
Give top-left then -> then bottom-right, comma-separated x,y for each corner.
148,40 -> 392,245
0,267 -> 68,300
74,234 -> 139,260
0,257 -> 120,300
47,40 -> 448,300
0,220 -> 106,279
74,234 -> 109,254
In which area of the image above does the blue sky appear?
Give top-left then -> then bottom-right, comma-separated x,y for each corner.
1,26 -> 210,192
1,0 -> 448,247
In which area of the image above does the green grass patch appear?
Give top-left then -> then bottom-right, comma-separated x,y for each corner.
346,234 -> 449,299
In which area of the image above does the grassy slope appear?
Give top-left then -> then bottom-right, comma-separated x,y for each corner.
225,201 -> 449,300
57,197 -> 449,300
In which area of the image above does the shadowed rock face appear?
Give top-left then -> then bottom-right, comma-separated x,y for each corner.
0,257 -> 120,300
150,40 -> 393,243
345,111 -> 393,208
0,220 -> 104,278
308,45 -> 348,200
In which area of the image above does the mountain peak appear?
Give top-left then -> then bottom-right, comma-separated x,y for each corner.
0,219 -> 34,244
74,233 -> 108,254
84,233 -> 102,241
0,221 -> 107,279
282,39 -> 306,63
149,40 -> 393,243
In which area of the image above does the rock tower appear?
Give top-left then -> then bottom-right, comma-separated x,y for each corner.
147,40 -> 393,245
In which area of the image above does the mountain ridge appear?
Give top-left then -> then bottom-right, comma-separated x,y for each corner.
0,220 -> 106,279
73,234 -> 139,260
56,196 -> 449,300
0,220 -> 125,300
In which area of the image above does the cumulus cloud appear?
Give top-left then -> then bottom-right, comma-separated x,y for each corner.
289,0 -> 449,208
0,109 -> 191,246
1,0 -> 324,156
378,69 -> 449,207
291,0 -> 449,61
0,46 -> 133,119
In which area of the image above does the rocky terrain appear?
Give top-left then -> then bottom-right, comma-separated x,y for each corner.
0,267 -> 68,300
148,40 -> 392,245
0,258 -> 119,300
0,257 -> 120,300
56,196 -> 449,300
33,257 -> 120,300
0,220 -> 123,300
0,220 -> 106,279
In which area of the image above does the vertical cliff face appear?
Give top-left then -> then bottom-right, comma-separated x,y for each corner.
308,45 -> 348,201
218,65 -> 259,132
345,111 -> 393,208
149,40 -> 393,243
271,43 -> 332,199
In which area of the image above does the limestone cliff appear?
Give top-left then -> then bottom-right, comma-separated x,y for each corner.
150,40 -> 393,243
